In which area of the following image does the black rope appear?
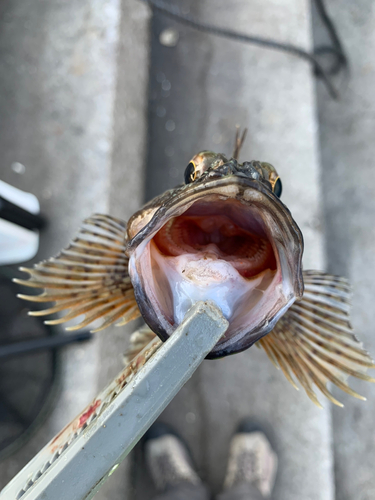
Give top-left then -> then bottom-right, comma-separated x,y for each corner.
313,0 -> 348,75
142,0 -> 348,99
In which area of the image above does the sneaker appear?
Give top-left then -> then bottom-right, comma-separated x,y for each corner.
143,422 -> 202,492
223,419 -> 278,498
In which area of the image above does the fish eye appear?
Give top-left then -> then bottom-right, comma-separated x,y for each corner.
273,177 -> 282,197
184,161 -> 197,184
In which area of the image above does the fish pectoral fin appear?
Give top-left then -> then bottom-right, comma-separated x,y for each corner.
257,270 -> 375,408
123,324 -> 160,365
14,214 -> 141,332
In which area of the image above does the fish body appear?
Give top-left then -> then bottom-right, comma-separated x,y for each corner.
16,148 -> 375,406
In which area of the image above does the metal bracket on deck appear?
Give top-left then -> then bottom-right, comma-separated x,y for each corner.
1,301 -> 228,500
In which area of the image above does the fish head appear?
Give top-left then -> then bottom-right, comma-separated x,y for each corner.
127,151 -> 304,358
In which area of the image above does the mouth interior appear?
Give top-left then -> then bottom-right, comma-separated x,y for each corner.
143,196 -> 280,347
153,211 -> 276,278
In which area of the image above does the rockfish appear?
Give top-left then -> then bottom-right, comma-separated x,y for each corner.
16,137 -> 375,407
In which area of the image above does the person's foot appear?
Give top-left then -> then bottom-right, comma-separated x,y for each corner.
223,419 -> 278,498
143,422 -> 202,492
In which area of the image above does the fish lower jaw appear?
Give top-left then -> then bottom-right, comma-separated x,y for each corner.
153,250 -> 274,325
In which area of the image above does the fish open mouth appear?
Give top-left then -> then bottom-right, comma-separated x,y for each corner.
151,195 -> 278,322
128,182 -> 303,357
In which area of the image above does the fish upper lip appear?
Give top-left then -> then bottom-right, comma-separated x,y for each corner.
126,175 -> 285,254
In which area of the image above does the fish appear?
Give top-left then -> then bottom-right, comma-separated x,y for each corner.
15,132 -> 375,407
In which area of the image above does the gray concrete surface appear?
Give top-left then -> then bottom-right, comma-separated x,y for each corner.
2,1 -> 374,500
135,1 -> 334,499
0,1 -> 150,498
313,2 -> 375,499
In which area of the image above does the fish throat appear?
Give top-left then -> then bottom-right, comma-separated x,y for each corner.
153,211 -> 277,279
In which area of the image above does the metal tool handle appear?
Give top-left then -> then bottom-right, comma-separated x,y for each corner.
1,301 -> 228,500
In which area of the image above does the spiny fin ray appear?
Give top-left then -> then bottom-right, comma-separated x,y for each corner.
123,325 -> 159,364
15,214 -> 141,332
257,270 -> 374,407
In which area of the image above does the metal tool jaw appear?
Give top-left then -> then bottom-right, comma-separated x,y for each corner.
1,301 -> 228,500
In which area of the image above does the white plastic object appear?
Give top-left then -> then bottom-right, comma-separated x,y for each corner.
0,180 -> 40,265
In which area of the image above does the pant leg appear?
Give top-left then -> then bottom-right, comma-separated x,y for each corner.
152,482 -> 210,500
216,482 -> 265,500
